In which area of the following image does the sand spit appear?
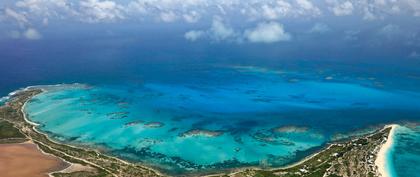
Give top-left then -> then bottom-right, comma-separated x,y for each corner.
375,124 -> 398,177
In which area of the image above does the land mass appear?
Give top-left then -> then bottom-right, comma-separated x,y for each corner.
0,87 -> 392,177
208,126 -> 391,177
0,142 -> 69,177
0,88 -> 161,177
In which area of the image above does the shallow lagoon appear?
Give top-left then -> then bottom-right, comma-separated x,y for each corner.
24,66 -> 420,175
391,125 -> 420,177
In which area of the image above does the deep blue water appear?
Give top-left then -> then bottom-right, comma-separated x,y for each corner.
2,39 -> 420,176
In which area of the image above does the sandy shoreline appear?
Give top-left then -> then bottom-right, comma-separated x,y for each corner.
17,86 -> 163,176
375,124 -> 397,177
5,86 -> 405,177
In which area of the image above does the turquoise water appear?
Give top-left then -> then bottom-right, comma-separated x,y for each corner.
23,66 -> 420,175
391,125 -> 420,177
0,97 -> 6,106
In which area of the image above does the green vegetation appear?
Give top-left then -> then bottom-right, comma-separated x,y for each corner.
0,89 -> 161,177
0,120 -> 27,143
52,170 -> 109,177
210,127 -> 390,177
0,88 -> 391,177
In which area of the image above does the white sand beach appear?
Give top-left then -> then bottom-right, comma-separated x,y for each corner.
375,124 -> 398,177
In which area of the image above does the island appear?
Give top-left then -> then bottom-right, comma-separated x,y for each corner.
179,129 -> 224,138
144,122 -> 165,128
0,87 -> 394,177
272,125 -> 309,133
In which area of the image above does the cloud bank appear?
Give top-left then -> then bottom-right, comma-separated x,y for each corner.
0,0 -> 420,45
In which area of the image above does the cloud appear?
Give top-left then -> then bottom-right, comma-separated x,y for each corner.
183,17 -> 238,43
244,22 -> 291,43
184,19 -> 292,44
79,0 -> 124,23
331,1 -> 354,16
160,11 -> 177,22
183,11 -> 201,23
4,8 -> 29,27
404,0 -> 420,16
23,28 -> 42,40
15,0 -> 76,17
378,24 -> 401,39
243,0 -> 321,20
260,1 -> 293,20
184,30 -> 205,41
210,17 -> 236,41
126,0 -> 148,14
296,0 -> 321,15
309,23 -> 331,34
296,0 -> 314,10
3,0 -> 420,46
3,0 -> 420,26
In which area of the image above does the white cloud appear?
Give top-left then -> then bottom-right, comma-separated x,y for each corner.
4,8 -> 29,27
309,23 -> 331,34
362,8 -> 377,20
183,11 -> 201,23
331,1 -> 354,16
379,24 -> 401,39
296,0 -> 314,10
261,5 -> 278,19
260,1 -> 293,20
241,0 -> 323,21
79,0 -> 124,23
244,22 -> 291,43
210,17 -> 236,41
15,0 -> 76,17
404,0 -> 420,16
160,11 -> 177,22
380,24 -> 400,33
3,0 -> 420,45
1,0 -> 420,26
296,0 -> 321,15
126,0 -> 148,14
184,30 -> 204,41
23,28 -> 42,40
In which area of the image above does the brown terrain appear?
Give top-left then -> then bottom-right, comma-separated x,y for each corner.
0,142 -> 69,177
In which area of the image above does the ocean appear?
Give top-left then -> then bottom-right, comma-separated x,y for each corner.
2,36 -> 420,176
390,125 -> 420,177
17,64 -> 420,175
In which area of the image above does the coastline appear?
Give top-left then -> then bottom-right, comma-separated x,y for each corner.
20,85 -> 165,177
16,84 -> 329,176
0,86 -> 163,177
19,87 -> 91,176
204,145 -> 331,177
375,124 -> 397,177
0,85 -> 404,177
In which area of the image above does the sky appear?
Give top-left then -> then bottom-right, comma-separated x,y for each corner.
1,0 -> 420,61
